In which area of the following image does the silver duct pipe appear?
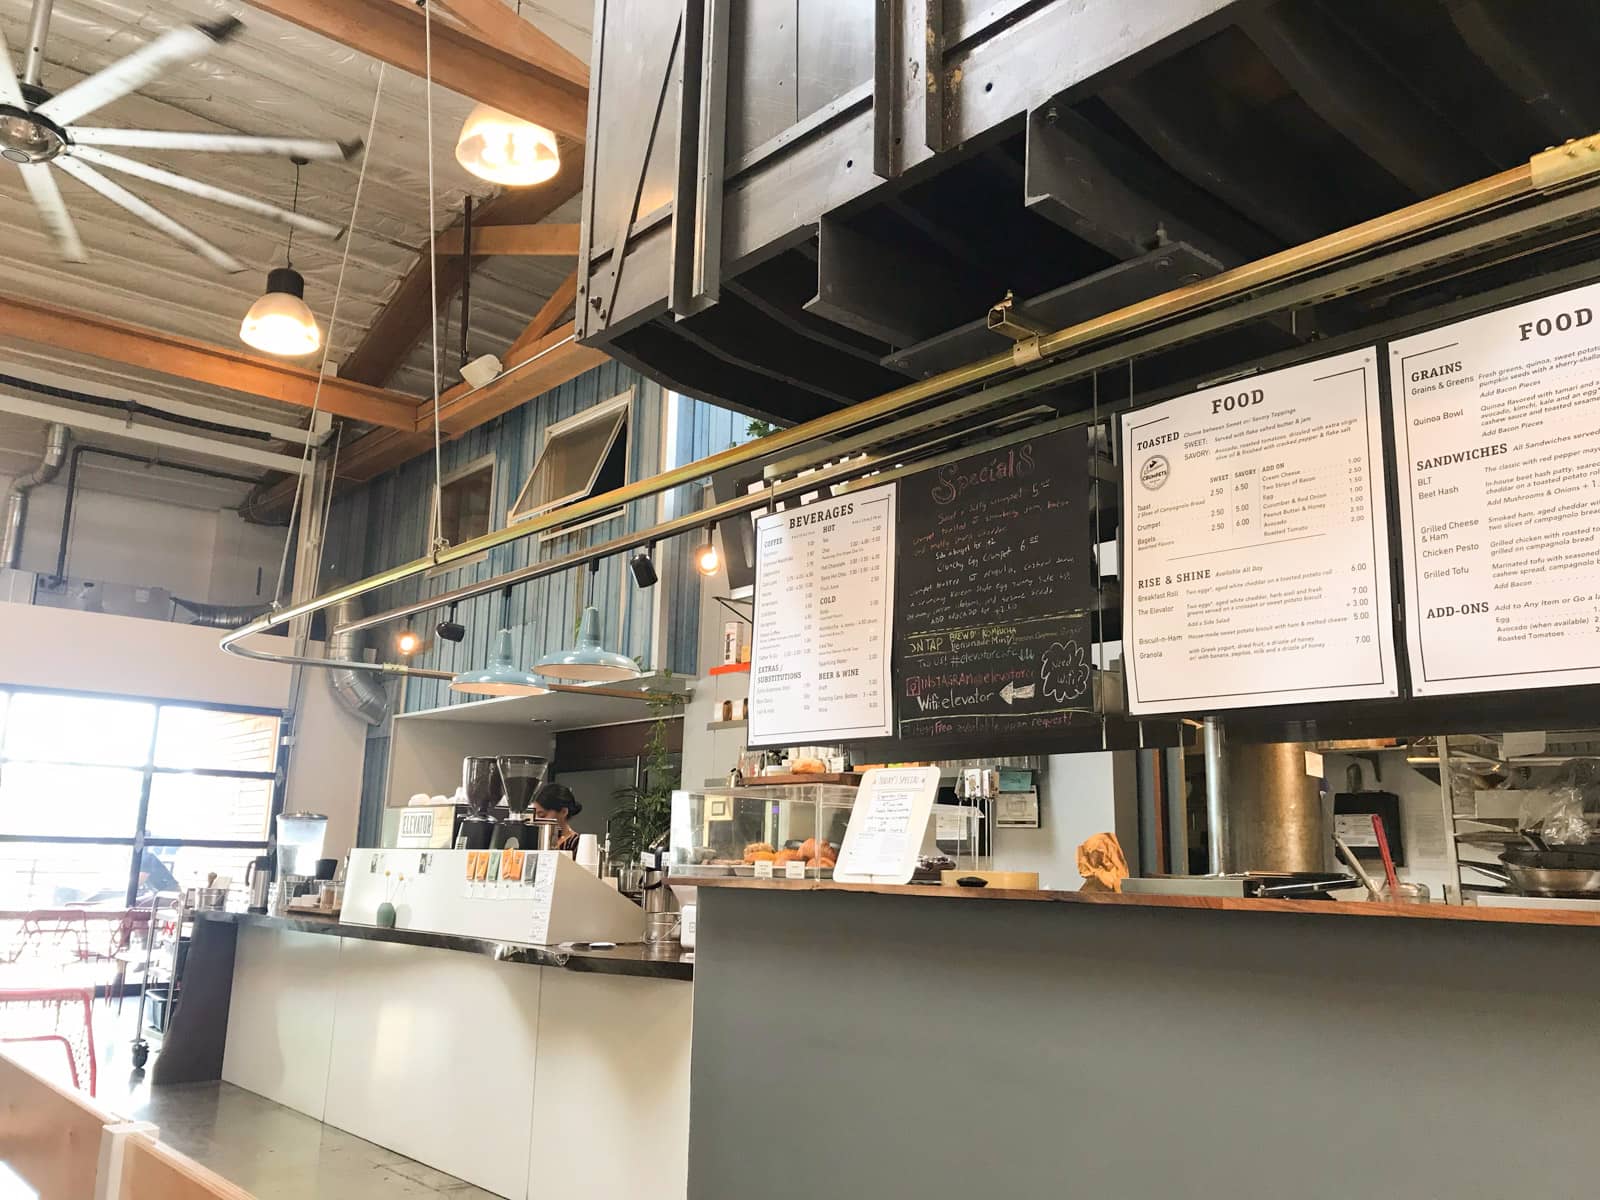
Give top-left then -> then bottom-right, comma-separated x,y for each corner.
3,422 -> 70,570
1202,716 -> 1230,875
172,597 -> 265,629
325,597 -> 390,726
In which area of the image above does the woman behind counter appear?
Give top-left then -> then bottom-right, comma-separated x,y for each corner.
532,781 -> 583,852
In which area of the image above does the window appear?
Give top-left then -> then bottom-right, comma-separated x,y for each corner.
429,457 -> 497,571
509,391 -> 632,531
0,687 -> 282,910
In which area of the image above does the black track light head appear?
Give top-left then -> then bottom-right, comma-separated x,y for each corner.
629,545 -> 658,589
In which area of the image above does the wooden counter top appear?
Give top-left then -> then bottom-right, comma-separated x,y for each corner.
690,877 -> 1600,930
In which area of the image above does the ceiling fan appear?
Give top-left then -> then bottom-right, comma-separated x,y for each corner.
0,1 -> 360,273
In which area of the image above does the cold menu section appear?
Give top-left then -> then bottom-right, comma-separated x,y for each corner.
1392,284 -> 1600,695
748,483 -> 896,744
1121,346 -> 1398,713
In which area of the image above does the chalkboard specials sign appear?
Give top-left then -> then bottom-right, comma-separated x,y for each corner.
894,427 -> 1097,740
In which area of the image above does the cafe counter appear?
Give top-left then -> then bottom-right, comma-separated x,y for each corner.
156,910 -> 691,1200
686,878 -> 1600,1199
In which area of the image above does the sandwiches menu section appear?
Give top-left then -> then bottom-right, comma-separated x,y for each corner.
1121,347 -> 1400,714
1391,283 -> 1600,696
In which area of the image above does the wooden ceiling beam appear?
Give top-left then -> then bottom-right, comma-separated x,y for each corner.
241,0 -> 589,140
508,269 -> 578,357
338,149 -> 585,388
434,223 -> 581,256
432,0 -> 589,89
0,293 -> 419,429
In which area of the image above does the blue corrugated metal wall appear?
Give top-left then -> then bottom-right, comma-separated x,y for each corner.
323,360 -> 756,716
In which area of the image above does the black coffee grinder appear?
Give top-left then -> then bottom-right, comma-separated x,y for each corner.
461,755 -> 502,850
493,754 -> 550,849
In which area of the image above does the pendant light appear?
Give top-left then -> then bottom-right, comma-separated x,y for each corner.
693,525 -> 720,577
534,563 -> 640,683
455,104 -> 560,186
450,589 -> 548,698
240,158 -> 321,357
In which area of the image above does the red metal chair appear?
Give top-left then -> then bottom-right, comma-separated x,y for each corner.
0,986 -> 97,1096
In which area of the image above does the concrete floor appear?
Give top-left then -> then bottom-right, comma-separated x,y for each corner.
87,1004 -> 497,1199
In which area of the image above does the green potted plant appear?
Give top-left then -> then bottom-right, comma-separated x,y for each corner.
608,690 -> 682,867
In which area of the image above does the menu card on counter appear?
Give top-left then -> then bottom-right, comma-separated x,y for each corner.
1121,347 -> 1399,713
833,766 -> 942,884
748,483 -> 896,745
1392,284 -> 1600,695
893,427 -> 1097,740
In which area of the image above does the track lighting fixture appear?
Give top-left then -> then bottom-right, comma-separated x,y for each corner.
693,526 -> 720,578
629,543 -> 658,589
436,602 -> 466,643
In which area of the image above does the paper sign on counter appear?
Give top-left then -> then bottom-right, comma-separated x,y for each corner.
833,766 -> 942,885
1121,347 -> 1399,713
1392,286 -> 1600,696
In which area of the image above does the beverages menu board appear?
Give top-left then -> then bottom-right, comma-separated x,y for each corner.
894,428 -> 1097,740
1121,346 -> 1399,713
747,483 -> 896,744
1391,284 -> 1600,695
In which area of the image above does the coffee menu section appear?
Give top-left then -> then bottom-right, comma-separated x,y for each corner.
1121,348 -> 1400,714
1393,284 -> 1600,695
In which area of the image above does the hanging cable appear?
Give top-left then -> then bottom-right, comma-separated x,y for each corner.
273,65 -> 388,609
423,0 -> 447,556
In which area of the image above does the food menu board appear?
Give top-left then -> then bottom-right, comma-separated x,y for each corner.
1121,347 -> 1399,713
1391,284 -> 1600,695
747,483 -> 896,745
894,428 -> 1097,740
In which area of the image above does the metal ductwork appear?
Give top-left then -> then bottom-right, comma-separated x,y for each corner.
3,422 -> 70,570
172,597 -> 268,629
326,596 -> 390,726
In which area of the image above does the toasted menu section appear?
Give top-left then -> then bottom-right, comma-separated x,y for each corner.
894,428 -> 1096,739
748,483 -> 897,744
1392,284 -> 1600,695
1121,347 -> 1399,713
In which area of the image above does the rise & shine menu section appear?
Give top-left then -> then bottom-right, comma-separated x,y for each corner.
1120,347 -> 1399,714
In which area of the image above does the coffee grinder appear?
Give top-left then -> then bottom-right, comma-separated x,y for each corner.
460,756 -> 503,850
493,754 -> 550,849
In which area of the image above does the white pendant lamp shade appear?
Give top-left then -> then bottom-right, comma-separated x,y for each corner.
534,606 -> 639,683
455,104 -> 560,186
240,267 -> 321,357
450,628 -> 549,698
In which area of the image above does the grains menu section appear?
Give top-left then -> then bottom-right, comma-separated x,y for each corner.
894,428 -> 1097,740
1392,283 -> 1600,695
1121,347 -> 1400,714
748,483 -> 897,745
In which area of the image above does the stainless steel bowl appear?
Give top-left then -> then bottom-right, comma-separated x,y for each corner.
1504,863 -> 1600,897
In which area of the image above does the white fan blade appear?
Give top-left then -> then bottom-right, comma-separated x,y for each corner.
37,19 -> 242,127
55,155 -> 243,273
0,26 -> 25,107
68,146 -> 345,239
70,128 -> 362,161
18,163 -> 86,261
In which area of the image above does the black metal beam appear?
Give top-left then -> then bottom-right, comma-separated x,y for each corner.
1024,105 -> 1270,266
803,216 -> 980,348
1244,2 -> 1490,198
1447,0 -> 1600,143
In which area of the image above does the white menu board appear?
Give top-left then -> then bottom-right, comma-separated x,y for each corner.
1392,285 -> 1600,695
748,483 -> 896,744
1121,347 -> 1399,713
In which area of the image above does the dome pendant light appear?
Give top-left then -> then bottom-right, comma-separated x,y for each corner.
450,628 -> 550,698
455,103 -> 560,187
534,563 -> 640,683
240,158 -> 322,357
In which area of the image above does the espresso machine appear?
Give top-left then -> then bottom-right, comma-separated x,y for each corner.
493,754 -> 551,849
460,756 -> 503,851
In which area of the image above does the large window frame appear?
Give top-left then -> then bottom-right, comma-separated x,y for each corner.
427,454 -> 498,575
509,390 -> 633,537
0,684 -> 285,907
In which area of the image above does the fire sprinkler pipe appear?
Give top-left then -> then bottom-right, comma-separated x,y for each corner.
218,139 -> 1600,677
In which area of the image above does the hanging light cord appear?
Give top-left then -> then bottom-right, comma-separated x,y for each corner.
286,163 -> 299,268
272,64 -> 388,610
424,0 -> 447,557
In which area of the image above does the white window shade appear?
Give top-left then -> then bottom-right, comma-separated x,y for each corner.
510,393 -> 631,524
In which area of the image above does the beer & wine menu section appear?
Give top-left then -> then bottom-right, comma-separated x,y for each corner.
1120,347 -> 1400,714
1392,282 -> 1600,696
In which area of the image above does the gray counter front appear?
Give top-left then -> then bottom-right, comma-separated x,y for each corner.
689,882 -> 1600,1200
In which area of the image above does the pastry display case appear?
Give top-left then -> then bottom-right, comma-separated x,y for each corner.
670,783 -> 857,878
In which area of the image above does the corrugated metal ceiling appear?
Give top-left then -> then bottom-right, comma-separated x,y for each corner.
0,0 -> 591,487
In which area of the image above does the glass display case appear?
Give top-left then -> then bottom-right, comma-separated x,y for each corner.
670,783 -> 858,878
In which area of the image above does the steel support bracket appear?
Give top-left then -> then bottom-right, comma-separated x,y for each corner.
1531,134 -> 1600,190
988,291 -> 1048,364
